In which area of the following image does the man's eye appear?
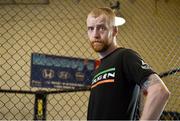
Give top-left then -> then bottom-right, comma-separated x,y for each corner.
88,27 -> 94,31
99,26 -> 106,31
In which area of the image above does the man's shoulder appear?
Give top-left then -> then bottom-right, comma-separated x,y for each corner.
117,47 -> 138,55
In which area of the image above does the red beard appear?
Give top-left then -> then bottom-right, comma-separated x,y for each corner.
91,40 -> 109,52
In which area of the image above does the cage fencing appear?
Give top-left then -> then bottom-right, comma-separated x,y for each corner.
0,0 -> 179,120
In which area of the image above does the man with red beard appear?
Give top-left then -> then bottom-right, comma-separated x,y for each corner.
86,7 -> 170,120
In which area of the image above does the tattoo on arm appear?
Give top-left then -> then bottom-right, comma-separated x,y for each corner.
142,74 -> 161,91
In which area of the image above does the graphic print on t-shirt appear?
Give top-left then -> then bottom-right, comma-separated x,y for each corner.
141,60 -> 151,70
91,67 -> 115,88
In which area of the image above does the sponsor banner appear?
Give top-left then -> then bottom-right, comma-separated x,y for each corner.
30,53 -> 95,89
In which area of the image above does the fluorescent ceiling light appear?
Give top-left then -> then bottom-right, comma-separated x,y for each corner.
115,16 -> 126,26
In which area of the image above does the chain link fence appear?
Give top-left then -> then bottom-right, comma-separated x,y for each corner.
0,0 -> 179,120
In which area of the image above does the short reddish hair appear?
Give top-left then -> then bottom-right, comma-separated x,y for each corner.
87,7 -> 115,26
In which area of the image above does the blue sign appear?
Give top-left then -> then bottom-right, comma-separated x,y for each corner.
30,53 -> 95,89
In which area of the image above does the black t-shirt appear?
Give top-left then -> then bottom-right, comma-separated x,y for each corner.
87,48 -> 156,120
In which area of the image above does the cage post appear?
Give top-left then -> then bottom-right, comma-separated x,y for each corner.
34,91 -> 48,120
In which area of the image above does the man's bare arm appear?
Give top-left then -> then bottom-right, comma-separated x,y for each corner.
140,74 -> 170,120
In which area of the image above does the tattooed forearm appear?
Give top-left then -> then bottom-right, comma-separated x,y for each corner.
142,74 -> 161,91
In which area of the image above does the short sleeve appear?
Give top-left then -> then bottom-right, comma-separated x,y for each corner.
122,49 -> 156,86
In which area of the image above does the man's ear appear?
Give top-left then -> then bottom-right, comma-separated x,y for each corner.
113,26 -> 118,36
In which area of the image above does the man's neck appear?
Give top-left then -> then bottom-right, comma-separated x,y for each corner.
98,44 -> 118,59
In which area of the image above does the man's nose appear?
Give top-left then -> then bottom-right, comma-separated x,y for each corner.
92,28 -> 100,39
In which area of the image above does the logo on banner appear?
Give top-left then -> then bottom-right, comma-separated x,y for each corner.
42,69 -> 54,79
57,71 -> 71,80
